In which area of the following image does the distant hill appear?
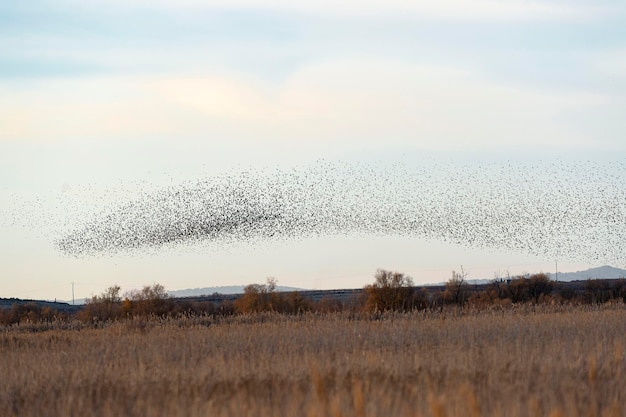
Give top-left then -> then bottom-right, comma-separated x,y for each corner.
0,297 -> 82,312
167,285 -> 305,298
550,265 -> 626,282
429,265 -> 626,286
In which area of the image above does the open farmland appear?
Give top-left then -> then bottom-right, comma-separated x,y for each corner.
1,304 -> 625,417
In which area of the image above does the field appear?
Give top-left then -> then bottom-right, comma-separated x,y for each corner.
1,304 -> 625,417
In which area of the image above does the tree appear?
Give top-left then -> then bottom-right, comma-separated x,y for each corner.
612,278 -> 626,302
508,276 -> 530,303
82,285 -> 123,321
584,279 -> 612,304
234,277 -> 279,314
364,269 -> 415,312
489,271 -> 512,300
527,273 -> 554,303
102,285 -> 122,303
124,283 -> 172,316
444,269 -> 470,306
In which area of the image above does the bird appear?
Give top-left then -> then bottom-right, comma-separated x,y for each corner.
49,158 -> 626,269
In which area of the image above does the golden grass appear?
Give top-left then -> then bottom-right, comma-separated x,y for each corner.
1,304 -> 625,417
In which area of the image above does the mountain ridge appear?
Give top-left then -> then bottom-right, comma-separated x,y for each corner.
551,265 -> 626,281
167,266 -> 626,297
167,285 -> 304,297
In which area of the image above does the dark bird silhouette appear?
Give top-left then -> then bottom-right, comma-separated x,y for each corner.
53,158 -> 626,268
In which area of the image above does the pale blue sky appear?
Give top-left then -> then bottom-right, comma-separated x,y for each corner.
1,0 -> 625,301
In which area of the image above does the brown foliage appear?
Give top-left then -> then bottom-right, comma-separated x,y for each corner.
584,279 -> 613,304
234,278 -> 278,313
79,285 -> 123,321
0,302 -> 63,325
364,269 -> 415,312
444,270 -> 470,306
234,278 -> 312,314
527,273 -> 554,303
79,283 -> 173,321
123,283 -> 173,317
508,276 -> 529,303
2,305 -> 626,417
5,271 -> 626,328
613,278 -> 626,302
315,296 -> 344,313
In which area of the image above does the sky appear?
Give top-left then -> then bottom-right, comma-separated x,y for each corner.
1,0 -> 625,302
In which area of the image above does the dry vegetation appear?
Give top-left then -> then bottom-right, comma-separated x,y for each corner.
1,304 -> 625,417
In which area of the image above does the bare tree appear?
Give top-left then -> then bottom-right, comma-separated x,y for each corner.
445,268 -> 470,306
82,285 -> 123,320
527,273 -> 553,303
365,269 -> 415,312
234,277 -> 279,313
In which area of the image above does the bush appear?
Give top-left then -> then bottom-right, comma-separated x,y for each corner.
508,276 -> 530,303
80,285 -> 123,321
612,279 -> 626,302
584,279 -> 612,304
234,278 -> 279,314
527,273 -> 554,303
123,284 -> 173,317
232,278 -> 312,315
80,283 -> 173,321
364,269 -> 415,312
443,270 -> 470,306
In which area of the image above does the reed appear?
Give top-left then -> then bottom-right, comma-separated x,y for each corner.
1,304 -> 624,416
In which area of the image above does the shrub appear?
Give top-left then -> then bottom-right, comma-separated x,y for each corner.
612,278 -> 626,302
123,284 -> 173,317
80,285 -> 123,321
234,278 -> 279,314
364,269 -> 415,312
80,283 -> 173,321
508,276 -> 530,303
527,273 -> 554,303
584,279 -> 612,304
443,270 -> 470,306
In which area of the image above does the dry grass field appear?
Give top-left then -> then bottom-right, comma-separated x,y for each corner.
1,304 -> 625,417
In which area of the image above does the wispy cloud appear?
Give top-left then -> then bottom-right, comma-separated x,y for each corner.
593,48 -> 626,77
58,0 -> 613,21
1,60 -> 616,152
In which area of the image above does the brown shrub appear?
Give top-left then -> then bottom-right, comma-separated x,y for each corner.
364,269 -> 415,312
443,270 -> 470,306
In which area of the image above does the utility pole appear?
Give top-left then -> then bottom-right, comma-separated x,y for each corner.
72,282 -> 75,305
555,260 -> 558,282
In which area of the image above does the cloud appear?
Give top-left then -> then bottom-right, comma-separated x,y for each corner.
57,0 -> 611,21
0,60 -> 616,152
0,78 -> 166,141
593,48 -> 626,78
149,60 -> 611,149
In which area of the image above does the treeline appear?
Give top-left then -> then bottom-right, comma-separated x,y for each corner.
2,270 -> 626,325
362,270 -> 626,311
0,302 -> 68,325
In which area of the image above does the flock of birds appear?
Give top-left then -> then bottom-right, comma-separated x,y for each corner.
54,158 -> 625,267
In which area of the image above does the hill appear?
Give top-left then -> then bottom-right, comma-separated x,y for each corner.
422,265 -> 626,286
167,285 -> 304,297
168,266 -> 626,297
551,265 -> 626,281
0,297 -> 82,313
